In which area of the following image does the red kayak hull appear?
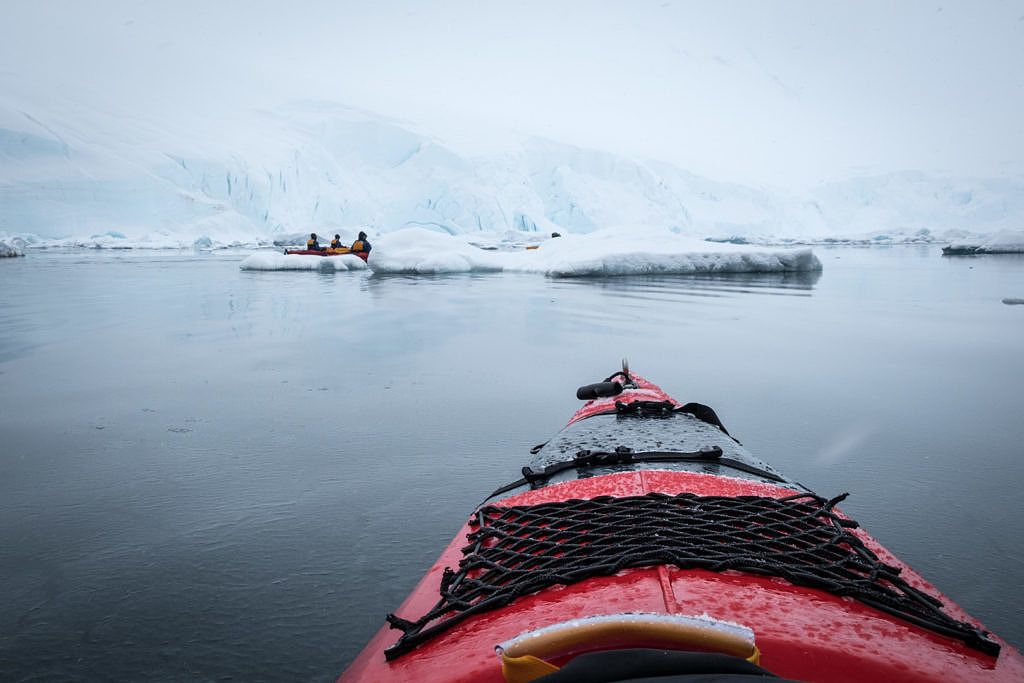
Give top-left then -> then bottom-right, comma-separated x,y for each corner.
340,374 -> 1024,682
284,249 -> 369,262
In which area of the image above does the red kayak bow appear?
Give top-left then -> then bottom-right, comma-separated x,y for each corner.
341,367 -> 1023,682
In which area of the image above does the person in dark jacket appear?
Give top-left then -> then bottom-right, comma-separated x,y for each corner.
307,233 -> 326,251
330,234 -> 345,249
350,231 -> 372,255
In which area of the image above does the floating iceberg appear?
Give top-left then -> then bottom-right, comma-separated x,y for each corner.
0,236 -> 26,257
942,230 -> 1024,255
239,252 -> 368,272
368,227 -> 822,277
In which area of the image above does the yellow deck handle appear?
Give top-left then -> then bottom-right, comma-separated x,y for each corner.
498,613 -> 759,683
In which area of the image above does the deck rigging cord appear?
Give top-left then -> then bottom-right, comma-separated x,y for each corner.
486,445 -> 788,500
384,491 -> 1000,660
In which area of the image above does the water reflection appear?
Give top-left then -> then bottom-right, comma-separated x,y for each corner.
553,269 -> 822,290
549,270 -> 821,303
1,247 -> 1021,682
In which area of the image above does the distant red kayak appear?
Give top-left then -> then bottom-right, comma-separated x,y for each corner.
284,248 -> 369,262
341,365 -> 1024,682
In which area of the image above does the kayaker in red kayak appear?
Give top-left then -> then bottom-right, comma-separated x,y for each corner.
350,231 -> 372,257
330,234 -> 345,249
306,233 -> 326,251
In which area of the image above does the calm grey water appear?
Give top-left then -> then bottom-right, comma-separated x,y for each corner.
1,246 -> 1022,681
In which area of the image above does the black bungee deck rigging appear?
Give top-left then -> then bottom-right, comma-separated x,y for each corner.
385,490 -> 1000,660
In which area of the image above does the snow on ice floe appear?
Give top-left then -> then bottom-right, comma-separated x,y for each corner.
368,229 -> 505,274
239,252 -> 368,272
369,227 -> 822,277
942,230 -> 1024,255
0,236 -> 26,257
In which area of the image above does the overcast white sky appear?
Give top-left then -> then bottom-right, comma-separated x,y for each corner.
2,0 -> 1022,188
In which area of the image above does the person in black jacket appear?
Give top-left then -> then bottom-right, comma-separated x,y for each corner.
350,231 -> 372,255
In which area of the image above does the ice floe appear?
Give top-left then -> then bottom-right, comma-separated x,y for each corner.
369,227 -> 821,277
705,227 -> 946,247
0,236 -> 26,257
942,230 -> 1024,255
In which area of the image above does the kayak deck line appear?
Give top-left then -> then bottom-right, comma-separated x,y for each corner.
485,446 -> 791,500
382,489 -> 1000,660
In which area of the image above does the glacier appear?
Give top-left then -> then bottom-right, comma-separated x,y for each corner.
2,86 -> 1023,251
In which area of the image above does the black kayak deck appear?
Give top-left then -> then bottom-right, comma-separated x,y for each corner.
486,412 -> 801,503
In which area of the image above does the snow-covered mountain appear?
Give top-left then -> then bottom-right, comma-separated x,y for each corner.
2,89 -> 1022,249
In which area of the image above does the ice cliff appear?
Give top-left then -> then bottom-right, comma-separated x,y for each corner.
2,91 -> 1022,249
